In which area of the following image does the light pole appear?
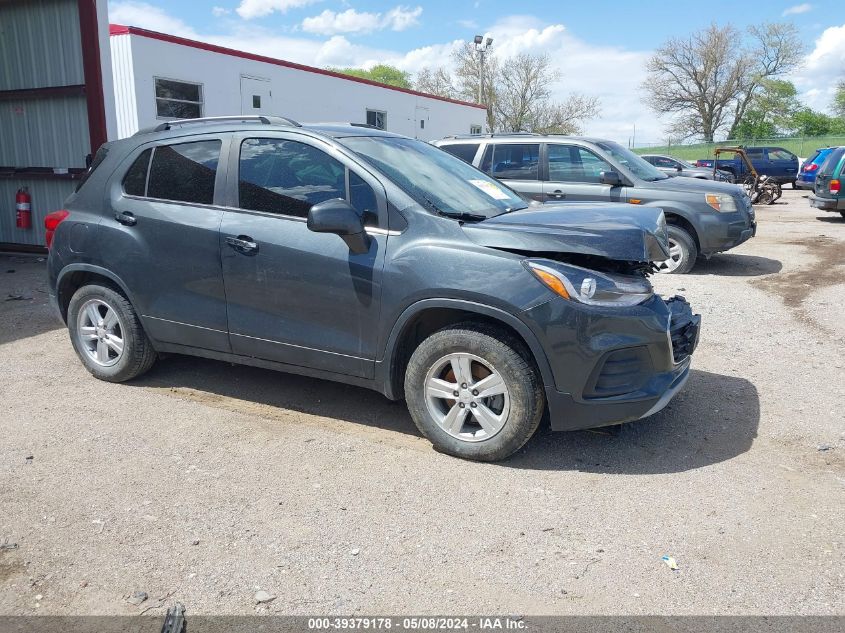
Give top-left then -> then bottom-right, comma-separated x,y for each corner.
473,35 -> 493,106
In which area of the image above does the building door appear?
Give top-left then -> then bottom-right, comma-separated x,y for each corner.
241,76 -> 272,115
415,106 -> 429,139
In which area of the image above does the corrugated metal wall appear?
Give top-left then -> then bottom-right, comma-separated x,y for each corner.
0,179 -> 76,246
109,34 -> 138,139
0,96 -> 91,168
0,0 -> 85,90
0,0 -> 92,247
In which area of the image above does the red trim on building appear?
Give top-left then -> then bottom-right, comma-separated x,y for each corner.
108,24 -> 488,111
78,0 -> 108,154
0,85 -> 86,101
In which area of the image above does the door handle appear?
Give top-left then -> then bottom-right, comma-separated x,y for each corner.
226,235 -> 259,255
548,190 -> 566,199
115,211 -> 137,226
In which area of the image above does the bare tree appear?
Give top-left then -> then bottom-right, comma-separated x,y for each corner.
414,67 -> 457,99
415,47 -> 600,134
643,22 -> 803,142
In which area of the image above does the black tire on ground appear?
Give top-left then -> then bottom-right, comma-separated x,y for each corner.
792,180 -> 798,189
404,324 -> 545,462
67,283 -> 157,382
840,211 -> 845,219
664,224 -> 698,275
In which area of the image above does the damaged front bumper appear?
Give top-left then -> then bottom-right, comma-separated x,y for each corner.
524,294 -> 701,432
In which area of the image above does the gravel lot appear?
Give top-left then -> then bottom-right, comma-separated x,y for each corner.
0,189 -> 843,617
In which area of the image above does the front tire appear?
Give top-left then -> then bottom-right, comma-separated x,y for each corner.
404,325 -> 545,461
657,225 -> 698,274
67,284 -> 156,382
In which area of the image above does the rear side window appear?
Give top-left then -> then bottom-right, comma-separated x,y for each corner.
485,143 -> 540,180
820,148 -> 845,175
440,144 -> 479,164
122,149 -> 152,196
745,148 -> 764,160
147,140 -> 221,204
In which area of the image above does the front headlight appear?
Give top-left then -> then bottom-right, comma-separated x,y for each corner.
705,193 -> 738,212
525,260 -> 653,307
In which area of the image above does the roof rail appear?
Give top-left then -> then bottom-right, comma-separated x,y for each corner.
440,131 -> 541,140
136,115 -> 302,135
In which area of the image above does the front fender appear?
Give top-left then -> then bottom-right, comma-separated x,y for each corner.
374,297 -> 555,401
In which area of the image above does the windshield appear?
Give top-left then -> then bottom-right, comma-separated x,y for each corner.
339,136 -> 527,219
596,141 -> 669,181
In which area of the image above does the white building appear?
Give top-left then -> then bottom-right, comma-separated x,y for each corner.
109,25 -> 486,141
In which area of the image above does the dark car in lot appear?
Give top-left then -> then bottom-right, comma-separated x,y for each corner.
797,147 -> 836,190
45,116 -> 700,462
641,154 -> 731,181
809,146 -> 845,218
695,146 -> 799,186
435,135 -> 756,274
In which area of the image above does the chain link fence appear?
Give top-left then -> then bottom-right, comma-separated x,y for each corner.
631,136 -> 845,161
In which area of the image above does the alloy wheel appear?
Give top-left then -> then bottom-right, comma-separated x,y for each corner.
76,299 -> 126,367
657,237 -> 684,273
423,352 -> 510,442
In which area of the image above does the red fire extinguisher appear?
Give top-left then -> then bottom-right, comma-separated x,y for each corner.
16,187 -> 32,229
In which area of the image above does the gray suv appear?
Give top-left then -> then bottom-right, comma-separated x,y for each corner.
435,135 -> 756,274
46,116 -> 700,462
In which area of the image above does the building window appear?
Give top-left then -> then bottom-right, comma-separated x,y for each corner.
470,125 -> 482,135
155,78 -> 203,119
366,109 -> 387,130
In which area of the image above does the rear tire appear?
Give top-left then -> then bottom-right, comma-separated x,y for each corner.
840,211 -> 845,219
404,324 -> 545,462
658,224 -> 698,274
67,284 -> 156,382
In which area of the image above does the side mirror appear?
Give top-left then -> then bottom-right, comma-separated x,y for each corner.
600,171 -> 623,186
307,199 -> 370,254
676,164 -> 683,172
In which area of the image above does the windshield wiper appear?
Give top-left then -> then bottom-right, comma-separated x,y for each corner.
419,195 -> 486,222
436,210 -> 488,222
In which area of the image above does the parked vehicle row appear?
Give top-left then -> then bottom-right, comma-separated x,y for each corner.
46,116 -> 702,462
435,135 -> 756,274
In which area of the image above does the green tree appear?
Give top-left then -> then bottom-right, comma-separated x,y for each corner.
331,64 -> 412,89
790,108 -> 845,136
833,81 -> 845,119
733,79 -> 800,139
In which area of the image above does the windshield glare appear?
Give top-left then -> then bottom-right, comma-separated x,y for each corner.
339,136 -> 526,219
597,141 -> 669,181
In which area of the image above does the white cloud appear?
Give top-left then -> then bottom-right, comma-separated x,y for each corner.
383,6 -> 422,31
457,19 -> 479,30
782,3 -> 813,16
212,6 -> 231,17
302,9 -> 382,35
110,1 -> 199,35
791,22 -> 845,113
301,6 -> 422,36
236,0 -> 319,20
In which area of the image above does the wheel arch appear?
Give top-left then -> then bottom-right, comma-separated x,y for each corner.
56,264 -> 135,323
377,299 -> 554,401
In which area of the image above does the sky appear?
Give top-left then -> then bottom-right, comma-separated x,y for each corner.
107,0 -> 845,144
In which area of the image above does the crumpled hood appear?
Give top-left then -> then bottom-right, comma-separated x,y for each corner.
647,175 -> 745,196
462,203 -> 670,262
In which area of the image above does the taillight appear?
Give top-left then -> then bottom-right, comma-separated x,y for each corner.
831,179 -> 841,194
44,209 -> 69,249
804,163 -> 818,172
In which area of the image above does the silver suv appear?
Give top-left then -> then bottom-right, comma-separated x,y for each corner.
435,135 -> 756,274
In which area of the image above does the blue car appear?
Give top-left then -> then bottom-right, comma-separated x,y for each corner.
797,148 -> 835,190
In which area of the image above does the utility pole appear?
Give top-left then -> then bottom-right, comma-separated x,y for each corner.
474,35 -> 493,126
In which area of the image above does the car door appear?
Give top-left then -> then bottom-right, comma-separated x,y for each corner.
543,143 -> 625,202
219,133 -> 387,379
102,136 -> 230,352
766,148 -> 798,182
478,142 -> 544,201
